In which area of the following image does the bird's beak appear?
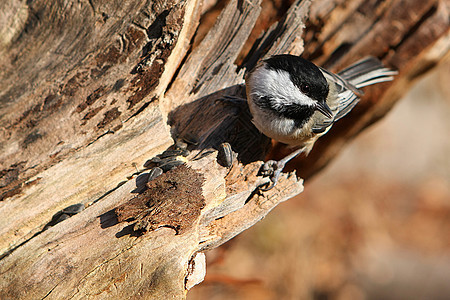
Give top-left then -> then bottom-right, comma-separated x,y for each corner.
315,101 -> 333,118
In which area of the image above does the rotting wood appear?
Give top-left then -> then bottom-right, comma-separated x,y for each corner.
0,0 -> 448,298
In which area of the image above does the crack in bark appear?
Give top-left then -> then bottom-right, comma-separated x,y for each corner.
0,231 -> 41,261
0,180 -> 126,261
87,0 -> 96,16
86,130 -> 115,147
41,283 -> 59,300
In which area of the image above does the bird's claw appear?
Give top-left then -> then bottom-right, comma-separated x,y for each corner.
259,160 -> 286,191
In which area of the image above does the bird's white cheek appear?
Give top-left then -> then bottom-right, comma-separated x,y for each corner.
249,66 -> 316,107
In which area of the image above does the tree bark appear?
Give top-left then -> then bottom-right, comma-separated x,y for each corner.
0,0 -> 448,298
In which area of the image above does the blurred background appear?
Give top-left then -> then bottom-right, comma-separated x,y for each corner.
188,55 -> 450,299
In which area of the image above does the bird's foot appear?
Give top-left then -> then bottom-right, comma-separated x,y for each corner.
258,160 -> 287,191
258,147 -> 306,191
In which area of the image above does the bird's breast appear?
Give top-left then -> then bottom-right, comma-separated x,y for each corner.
249,106 -> 315,147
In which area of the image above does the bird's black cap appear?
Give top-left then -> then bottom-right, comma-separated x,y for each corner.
264,54 -> 329,103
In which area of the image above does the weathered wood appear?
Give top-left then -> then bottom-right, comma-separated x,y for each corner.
0,0 -> 202,252
0,0 -> 448,298
0,0 -> 303,298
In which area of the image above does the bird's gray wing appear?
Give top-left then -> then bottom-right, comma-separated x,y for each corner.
312,57 -> 397,133
320,66 -> 362,122
311,68 -> 360,133
317,57 -> 397,125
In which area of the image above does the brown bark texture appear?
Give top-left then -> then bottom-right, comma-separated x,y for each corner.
0,0 -> 448,298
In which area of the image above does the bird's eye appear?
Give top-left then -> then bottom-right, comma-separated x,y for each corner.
300,84 -> 310,94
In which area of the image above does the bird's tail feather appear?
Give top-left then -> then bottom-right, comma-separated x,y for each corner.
338,57 -> 398,89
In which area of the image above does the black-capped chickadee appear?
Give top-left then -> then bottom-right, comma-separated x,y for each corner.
245,54 -> 397,189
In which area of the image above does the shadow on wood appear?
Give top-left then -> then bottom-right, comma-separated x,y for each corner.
168,84 -> 271,165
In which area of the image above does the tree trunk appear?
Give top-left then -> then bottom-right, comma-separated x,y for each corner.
0,0 -> 448,298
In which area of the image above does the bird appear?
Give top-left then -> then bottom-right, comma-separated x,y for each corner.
245,54 -> 397,190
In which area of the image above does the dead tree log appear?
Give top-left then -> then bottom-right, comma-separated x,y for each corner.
0,0 -> 448,298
